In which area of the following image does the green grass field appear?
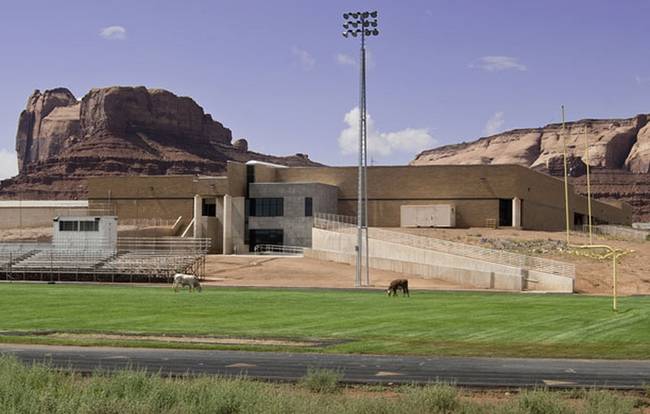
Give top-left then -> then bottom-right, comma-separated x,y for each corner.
1,283 -> 649,359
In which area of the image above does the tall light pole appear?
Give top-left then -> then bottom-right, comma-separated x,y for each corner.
584,123 -> 593,245
561,105 -> 571,245
342,11 -> 378,288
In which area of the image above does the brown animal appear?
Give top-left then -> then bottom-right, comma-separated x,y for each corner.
386,279 -> 409,297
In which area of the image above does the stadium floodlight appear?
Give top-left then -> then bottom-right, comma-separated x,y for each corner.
341,10 -> 379,288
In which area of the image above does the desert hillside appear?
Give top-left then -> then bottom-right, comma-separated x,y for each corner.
412,115 -> 650,221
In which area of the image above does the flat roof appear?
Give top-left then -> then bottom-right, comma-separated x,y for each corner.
0,200 -> 89,208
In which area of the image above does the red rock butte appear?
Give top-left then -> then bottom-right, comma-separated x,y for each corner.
1,86 -> 319,199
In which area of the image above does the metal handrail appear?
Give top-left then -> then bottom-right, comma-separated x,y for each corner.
314,213 -> 575,277
253,244 -> 304,256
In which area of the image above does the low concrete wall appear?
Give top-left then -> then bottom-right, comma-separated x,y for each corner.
593,225 -> 649,242
310,228 -> 573,292
525,269 -> 575,292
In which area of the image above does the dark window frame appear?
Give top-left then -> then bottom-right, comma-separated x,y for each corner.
202,198 -> 216,217
304,197 -> 313,217
249,198 -> 284,217
59,220 -> 79,232
79,220 -> 99,232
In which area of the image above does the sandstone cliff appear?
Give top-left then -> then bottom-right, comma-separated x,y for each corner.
411,114 -> 650,220
1,86 -> 319,199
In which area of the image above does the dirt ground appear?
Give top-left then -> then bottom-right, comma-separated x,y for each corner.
204,255 -> 461,291
391,227 -> 650,295
204,228 -> 650,295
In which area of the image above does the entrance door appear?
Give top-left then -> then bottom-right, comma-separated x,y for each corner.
249,229 -> 284,252
499,199 -> 513,227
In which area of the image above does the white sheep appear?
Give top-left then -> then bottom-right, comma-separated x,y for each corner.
172,273 -> 202,293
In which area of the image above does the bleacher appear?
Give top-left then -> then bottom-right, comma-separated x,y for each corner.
0,237 -> 209,283
11,249 -> 115,272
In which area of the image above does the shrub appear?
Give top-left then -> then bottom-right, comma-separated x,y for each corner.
510,389 -> 575,414
582,389 -> 636,414
300,368 -> 343,393
407,382 -> 460,414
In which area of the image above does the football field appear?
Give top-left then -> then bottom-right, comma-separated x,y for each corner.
0,283 -> 648,359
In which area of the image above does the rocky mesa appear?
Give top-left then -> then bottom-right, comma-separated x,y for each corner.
412,114 -> 650,221
1,86 -> 319,199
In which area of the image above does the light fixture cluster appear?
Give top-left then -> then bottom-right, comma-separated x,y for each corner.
342,11 -> 379,38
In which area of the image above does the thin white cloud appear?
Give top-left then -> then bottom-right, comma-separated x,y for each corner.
291,46 -> 315,71
0,149 -> 18,180
338,107 -> 435,158
336,50 -> 375,69
336,53 -> 356,66
470,56 -> 527,72
484,112 -> 505,136
636,75 -> 650,85
99,25 -> 127,40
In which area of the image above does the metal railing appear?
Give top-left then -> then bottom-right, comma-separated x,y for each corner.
314,213 -> 575,277
119,218 -> 179,228
253,244 -> 304,256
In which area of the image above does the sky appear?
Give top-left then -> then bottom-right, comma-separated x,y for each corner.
1,0 -> 649,179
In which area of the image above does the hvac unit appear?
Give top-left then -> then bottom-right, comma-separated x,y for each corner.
400,204 -> 456,228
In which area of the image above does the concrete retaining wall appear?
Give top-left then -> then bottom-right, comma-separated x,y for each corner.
0,201 -> 88,229
525,269 -> 575,292
310,228 -> 574,292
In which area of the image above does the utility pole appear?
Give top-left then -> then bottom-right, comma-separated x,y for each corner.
342,11 -> 379,287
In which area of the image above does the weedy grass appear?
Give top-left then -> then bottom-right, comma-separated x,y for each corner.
0,356 -> 646,414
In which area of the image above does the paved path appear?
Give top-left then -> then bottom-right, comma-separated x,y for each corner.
1,344 -> 649,389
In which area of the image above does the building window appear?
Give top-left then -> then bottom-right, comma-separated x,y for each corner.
249,198 -> 283,217
202,198 -> 216,216
59,220 -> 78,232
305,197 -> 313,217
79,220 -> 99,232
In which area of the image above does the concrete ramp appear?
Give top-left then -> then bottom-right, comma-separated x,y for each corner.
308,217 -> 575,292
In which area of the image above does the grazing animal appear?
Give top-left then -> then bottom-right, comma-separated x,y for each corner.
173,273 -> 202,293
386,279 -> 409,297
